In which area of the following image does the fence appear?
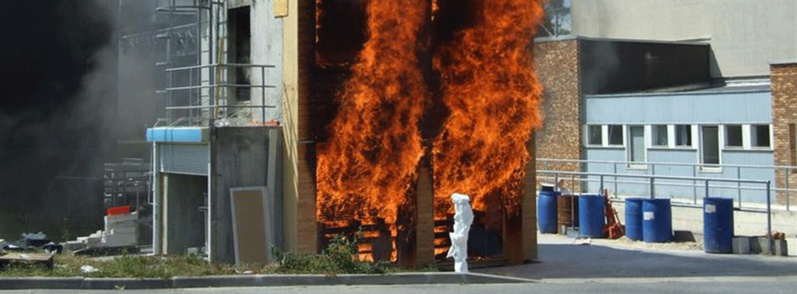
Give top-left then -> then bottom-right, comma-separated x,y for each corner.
537,158 -> 795,211
162,63 -> 278,127
537,169 -> 779,254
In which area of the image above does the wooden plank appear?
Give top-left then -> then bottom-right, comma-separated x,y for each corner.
230,187 -> 271,267
0,252 -> 54,269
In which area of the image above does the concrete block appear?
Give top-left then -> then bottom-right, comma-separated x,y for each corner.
732,237 -> 750,254
108,227 -> 136,235
63,241 -> 88,251
774,239 -> 788,256
102,233 -> 137,247
749,237 -> 768,254
787,238 -> 797,257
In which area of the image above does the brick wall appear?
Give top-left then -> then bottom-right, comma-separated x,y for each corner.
771,62 -> 797,206
533,39 -> 582,191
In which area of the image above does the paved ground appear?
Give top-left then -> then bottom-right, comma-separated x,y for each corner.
2,233 -> 795,293
475,233 -> 797,280
3,281 -> 796,294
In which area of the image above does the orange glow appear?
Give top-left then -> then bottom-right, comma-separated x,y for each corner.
316,0 -> 428,227
432,0 -> 545,221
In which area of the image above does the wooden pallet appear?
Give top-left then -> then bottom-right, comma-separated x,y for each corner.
0,252 -> 54,269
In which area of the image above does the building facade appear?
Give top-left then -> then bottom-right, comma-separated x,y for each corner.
535,0 -> 797,206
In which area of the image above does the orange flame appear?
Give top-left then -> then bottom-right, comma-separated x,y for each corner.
316,0 -> 428,225
432,0 -> 545,219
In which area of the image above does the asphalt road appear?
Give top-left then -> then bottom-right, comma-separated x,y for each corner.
2,280 -> 796,294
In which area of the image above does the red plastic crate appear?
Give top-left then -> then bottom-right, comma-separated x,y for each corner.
107,206 -> 131,216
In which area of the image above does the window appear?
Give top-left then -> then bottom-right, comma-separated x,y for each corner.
229,6 -> 252,101
652,125 -> 668,146
608,125 -> 623,146
751,125 -> 770,148
629,126 -> 645,162
725,125 -> 743,148
587,125 -> 602,145
675,125 -> 692,146
701,126 -> 720,165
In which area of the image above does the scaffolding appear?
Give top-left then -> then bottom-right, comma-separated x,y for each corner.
148,0 -> 279,127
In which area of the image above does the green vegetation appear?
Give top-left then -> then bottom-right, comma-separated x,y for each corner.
0,254 -> 245,279
1,232 -> 407,278
272,231 -> 395,274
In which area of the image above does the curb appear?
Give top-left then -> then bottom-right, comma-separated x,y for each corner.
0,272 -> 534,290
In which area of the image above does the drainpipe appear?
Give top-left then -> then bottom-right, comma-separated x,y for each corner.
151,141 -> 161,255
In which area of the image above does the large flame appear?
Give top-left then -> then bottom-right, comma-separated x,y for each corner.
432,0 -> 545,219
316,0 -> 428,225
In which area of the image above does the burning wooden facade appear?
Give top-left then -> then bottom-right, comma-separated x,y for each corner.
284,0 -> 544,267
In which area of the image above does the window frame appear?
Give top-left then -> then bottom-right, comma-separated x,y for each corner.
607,125 -> 624,147
750,124 -> 772,149
724,125 -> 743,149
586,124 -> 603,146
674,124 -> 693,148
651,124 -> 669,147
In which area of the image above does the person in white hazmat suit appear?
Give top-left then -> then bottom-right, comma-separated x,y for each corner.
446,193 -> 473,273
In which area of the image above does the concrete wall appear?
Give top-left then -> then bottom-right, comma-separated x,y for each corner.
163,173 -> 207,255
571,0 -> 797,79
533,38 -> 582,190
772,61 -> 797,205
251,0 -> 285,122
210,126 -> 278,263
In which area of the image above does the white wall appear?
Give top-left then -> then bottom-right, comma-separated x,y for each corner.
571,0 -> 797,79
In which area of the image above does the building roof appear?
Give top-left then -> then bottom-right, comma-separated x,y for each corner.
585,80 -> 771,98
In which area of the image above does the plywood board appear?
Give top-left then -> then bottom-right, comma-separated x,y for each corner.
231,187 -> 271,266
274,0 -> 288,17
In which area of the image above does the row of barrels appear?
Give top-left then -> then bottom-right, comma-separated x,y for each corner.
539,188 -> 735,253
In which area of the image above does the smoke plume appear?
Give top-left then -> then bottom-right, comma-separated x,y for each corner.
0,1 -> 123,239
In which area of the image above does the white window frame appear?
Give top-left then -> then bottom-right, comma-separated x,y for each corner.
626,125 -> 647,169
607,124 -> 624,147
699,125 -> 722,172
585,124 -> 604,147
724,124 -> 744,149
650,124 -> 669,148
673,124 -> 695,148
749,124 -> 773,149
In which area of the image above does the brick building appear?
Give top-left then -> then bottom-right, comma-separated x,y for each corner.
533,0 -> 797,205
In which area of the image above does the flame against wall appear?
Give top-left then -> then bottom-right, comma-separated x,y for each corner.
316,0 -> 545,253
316,0 -> 428,225
432,0 -> 545,222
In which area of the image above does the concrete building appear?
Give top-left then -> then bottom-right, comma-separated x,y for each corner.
141,0 -> 538,265
535,0 -> 797,207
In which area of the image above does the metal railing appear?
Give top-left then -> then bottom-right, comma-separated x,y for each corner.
538,170 -> 778,255
538,158 -> 795,211
163,63 -> 278,127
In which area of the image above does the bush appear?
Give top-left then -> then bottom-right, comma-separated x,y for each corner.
272,230 -> 393,274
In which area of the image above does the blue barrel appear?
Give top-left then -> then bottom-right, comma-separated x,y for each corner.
625,198 -> 645,241
704,197 -> 734,253
538,190 -> 559,233
578,194 -> 605,238
642,199 -> 672,243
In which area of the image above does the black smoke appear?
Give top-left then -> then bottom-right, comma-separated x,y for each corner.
0,1 -> 116,239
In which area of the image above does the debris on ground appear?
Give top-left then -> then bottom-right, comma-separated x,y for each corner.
80,265 -> 100,274
2,232 -> 52,253
43,242 -> 64,254
62,206 -> 138,253
573,238 -> 592,246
